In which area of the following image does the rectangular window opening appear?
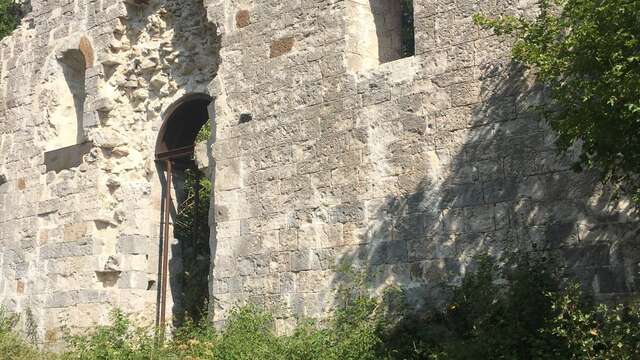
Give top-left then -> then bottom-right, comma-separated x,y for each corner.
346,0 -> 415,72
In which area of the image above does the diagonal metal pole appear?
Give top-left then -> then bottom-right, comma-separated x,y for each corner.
160,159 -> 173,338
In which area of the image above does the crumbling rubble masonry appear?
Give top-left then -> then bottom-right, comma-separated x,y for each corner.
0,0 -> 638,345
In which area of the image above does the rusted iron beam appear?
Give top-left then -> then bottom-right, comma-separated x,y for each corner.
155,145 -> 195,161
193,171 -> 200,253
160,160 -> 173,337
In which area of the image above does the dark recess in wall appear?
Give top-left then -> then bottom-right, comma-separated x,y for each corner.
44,142 -> 93,173
239,113 -> 253,124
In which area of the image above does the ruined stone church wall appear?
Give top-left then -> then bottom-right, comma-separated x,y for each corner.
206,0 -> 640,333
0,0 -> 637,344
0,0 -> 219,345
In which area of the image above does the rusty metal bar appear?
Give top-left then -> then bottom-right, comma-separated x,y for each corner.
160,160 -> 173,337
155,145 -> 195,161
193,171 -> 200,252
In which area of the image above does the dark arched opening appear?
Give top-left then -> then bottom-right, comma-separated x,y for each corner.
156,93 -> 213,329
156,93 -> 212,156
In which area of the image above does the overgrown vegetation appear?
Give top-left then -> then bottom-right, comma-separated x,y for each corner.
0,0 -> 23,39
0,308 -> 45,359
474,0 -> 640,203
4,252 -> 640,359
173,122 -> 212,325
195,121 -> 211,143
400,0 -> 415,58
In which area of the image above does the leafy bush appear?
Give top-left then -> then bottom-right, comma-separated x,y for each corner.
549,283 -> 640,359
426,253 -> 570,359
63,310 -> 160,360
0,307 -> 47,360
0,0 -> 23,39
4,252 -> 640,359
474,0 -> 640,202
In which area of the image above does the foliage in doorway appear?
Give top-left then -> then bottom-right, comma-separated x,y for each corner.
173,123 -> 213,325
195,121 -> 211,143
400,0 -> 415,58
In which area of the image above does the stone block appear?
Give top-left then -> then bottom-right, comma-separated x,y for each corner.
40,240 -> 94,259
236,10 -> 250,28
117,234 -> 149,255
464,205 -> 495,233
291,250 -> 321,272
369,241 -> 408,265
118,271 -> 149,290
329,203 -> 365,224
279,228 -> 298,250
63,222 -> 88,242
270,37 -> 295,58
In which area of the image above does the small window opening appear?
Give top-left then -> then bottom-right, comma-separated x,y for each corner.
239,113 -> 253,124
346,0 -> 415,71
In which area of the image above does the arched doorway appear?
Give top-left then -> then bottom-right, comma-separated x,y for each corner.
156,93 -> 213,329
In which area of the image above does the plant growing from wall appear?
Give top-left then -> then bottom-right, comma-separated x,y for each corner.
173,122 -> 212,326
0,0 -> 23,39
474,0 -> 640,203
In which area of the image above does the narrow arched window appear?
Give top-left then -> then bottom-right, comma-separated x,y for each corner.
43,36 -> 94,173
45,49 -> 86,151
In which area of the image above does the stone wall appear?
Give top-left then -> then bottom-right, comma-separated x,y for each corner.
0,0 -> 219,346
206,0 -> 640,333
0,0 -> 638,345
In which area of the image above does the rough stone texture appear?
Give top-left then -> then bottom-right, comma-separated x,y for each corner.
0,0 -> 219,346
269,36 -> 295,59
0,0 -> 639,345
235,10 -> 250,29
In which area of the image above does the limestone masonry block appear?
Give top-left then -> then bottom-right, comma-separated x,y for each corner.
269,37 -> 295,58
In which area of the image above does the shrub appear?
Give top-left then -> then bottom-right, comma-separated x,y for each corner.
4,251 -> 640,359
474,0 -> 640,203
548,283 -> 640,359
430,253 -> 569,359
0,0 -> 23,39
0,307 -> 46,360
378,252 -> 640,359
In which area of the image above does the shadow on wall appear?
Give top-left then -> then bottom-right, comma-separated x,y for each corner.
59,49 -> 87,144
331,59 -> 640,311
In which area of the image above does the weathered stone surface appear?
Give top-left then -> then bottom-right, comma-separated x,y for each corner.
0,0 -> 639,341
269,37 -> 295,58
235,10 -> 250,28
117,235 -> 150,255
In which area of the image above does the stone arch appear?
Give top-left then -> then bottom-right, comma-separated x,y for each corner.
156,93 -> 213,156
155,92 -> 213,328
